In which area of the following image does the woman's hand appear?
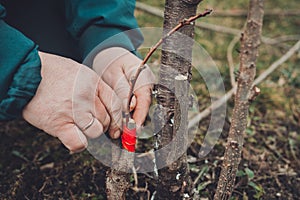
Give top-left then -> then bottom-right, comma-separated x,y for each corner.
93,47 -> 155,128
23,52 -> 123,152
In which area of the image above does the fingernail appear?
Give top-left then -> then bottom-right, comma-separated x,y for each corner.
130,101 -> 135,110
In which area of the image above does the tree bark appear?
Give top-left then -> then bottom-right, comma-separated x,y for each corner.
214,0 -> 264,199
155,0 -> 201,199
106,140 -> 134,200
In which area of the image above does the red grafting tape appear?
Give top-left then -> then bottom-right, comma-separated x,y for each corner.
121,135 -> 135,145
122,142 -> 135,152
122,122 -> 136,152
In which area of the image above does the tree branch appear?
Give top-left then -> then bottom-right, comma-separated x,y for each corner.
253,40 -> 300,85
214,0 -> 264,198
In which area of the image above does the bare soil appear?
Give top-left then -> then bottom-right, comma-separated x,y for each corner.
1,94 -> 299,200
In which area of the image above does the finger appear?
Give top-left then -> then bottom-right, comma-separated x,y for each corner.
129,96 -> 137,112
132,85 -> 152,128
72,66 -> 106,134
74,112 -> 105,139
97,80 -> 123,139
94,97 -> 111,132
56,123 -> 88,153
82,117 -> 105,139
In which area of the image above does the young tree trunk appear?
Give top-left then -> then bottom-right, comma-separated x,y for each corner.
106,140 -> 134,200
214,0 -> 264,199
155,0 -> 202,199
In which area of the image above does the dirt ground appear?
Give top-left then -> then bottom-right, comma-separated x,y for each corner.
1,88 -> 299,200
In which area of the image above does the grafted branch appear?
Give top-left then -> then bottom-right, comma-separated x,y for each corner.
125,9 -> 212,122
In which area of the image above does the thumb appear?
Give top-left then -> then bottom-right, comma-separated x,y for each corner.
132,85 -> 152,128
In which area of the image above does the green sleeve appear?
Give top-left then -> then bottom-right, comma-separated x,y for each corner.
64,0 -> 144,64
0,4 -> 41,120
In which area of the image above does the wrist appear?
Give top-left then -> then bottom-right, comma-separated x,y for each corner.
0,46 -> 41,120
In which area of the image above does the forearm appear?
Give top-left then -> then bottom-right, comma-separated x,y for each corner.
0,5 -> 41,120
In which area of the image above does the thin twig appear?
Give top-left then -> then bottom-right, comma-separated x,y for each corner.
253,40 -> 300,85
131,167 -> 150,200
263,35 -> 300,45
38,179 -> 48,192
132,166 -> 139,188
125,9 -> 213,121
188,40 -> 300,129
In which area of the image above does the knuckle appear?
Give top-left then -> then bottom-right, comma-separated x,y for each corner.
76,117 -> 92,130
57,127 -> 88,153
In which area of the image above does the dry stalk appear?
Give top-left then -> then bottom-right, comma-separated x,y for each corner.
214,0 -> 264,199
